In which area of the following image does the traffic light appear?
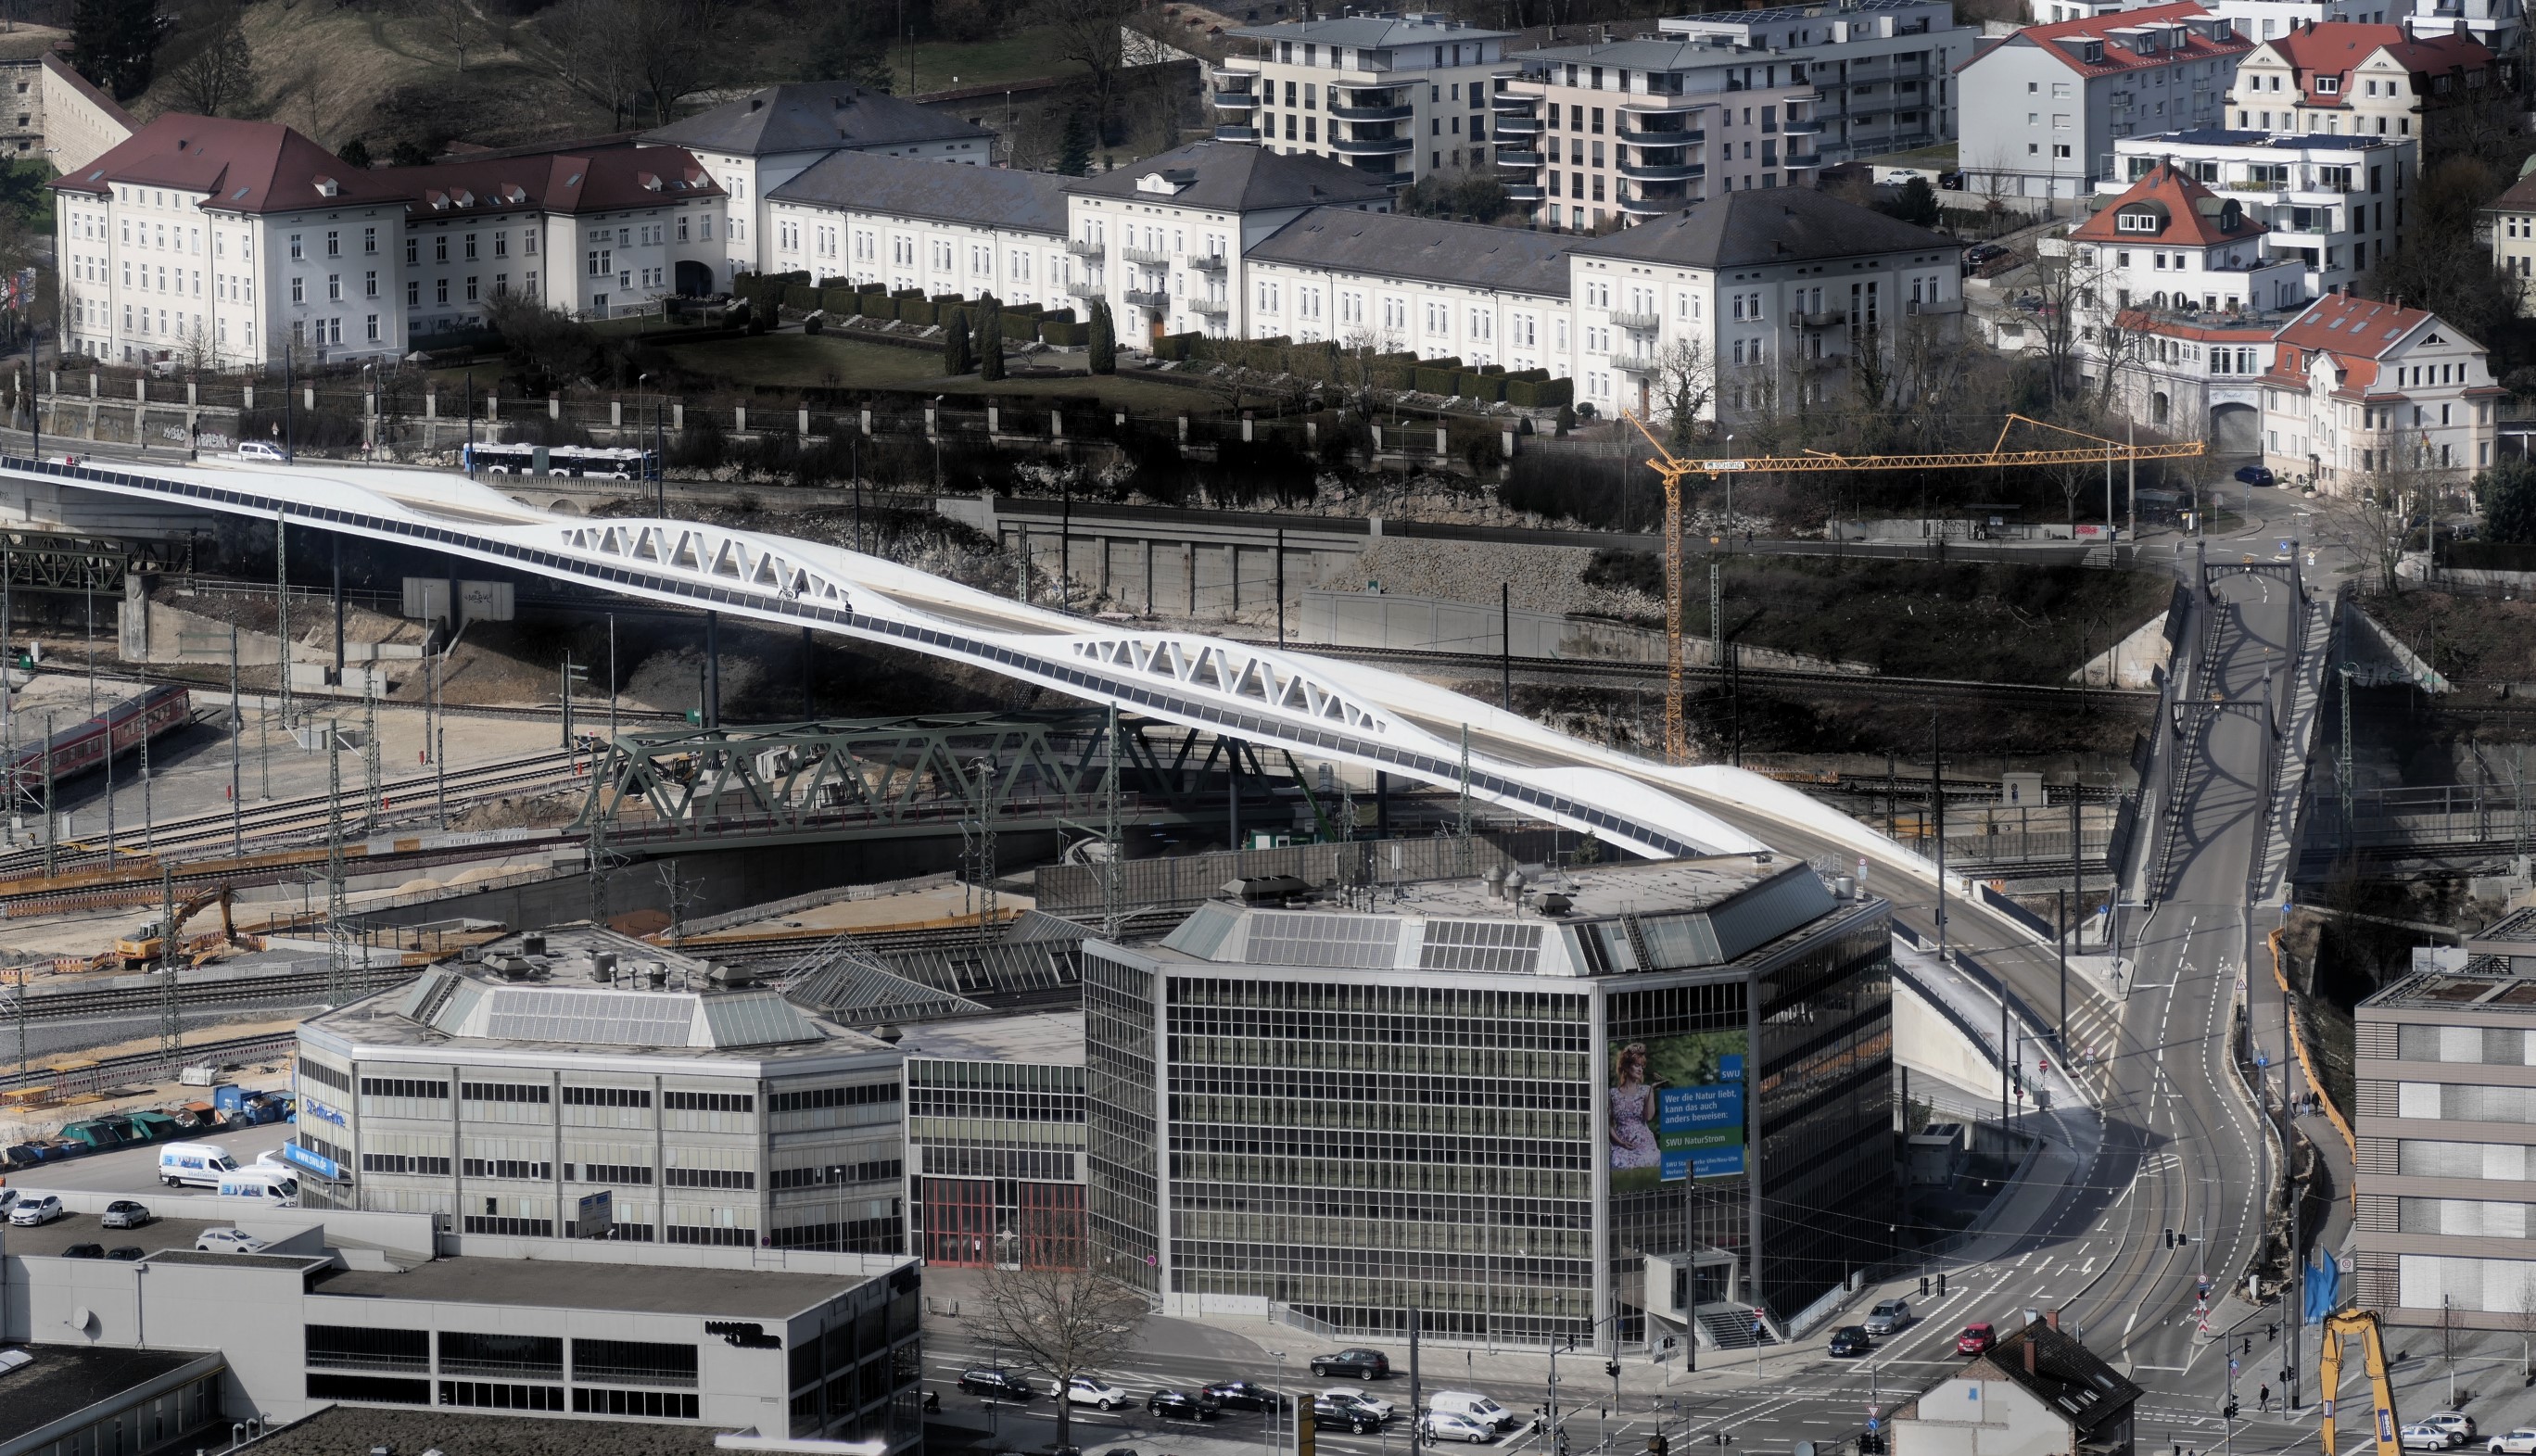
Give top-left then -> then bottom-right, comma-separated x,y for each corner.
1920,1277 -> 1931,1297
1605,1362 -> 1621,1381
2164,1228 -> 2175,1248
2243,1336 -> 2253,1357
2224,1399 -> 2239,1421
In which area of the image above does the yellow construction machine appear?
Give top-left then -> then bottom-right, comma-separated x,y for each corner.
2318,1307 -> 2402,1456
113,886 -> 241,969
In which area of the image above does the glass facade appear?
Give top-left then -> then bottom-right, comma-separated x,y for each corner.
908,1057 -> 1088,1267
1085,948 -> 1161,1290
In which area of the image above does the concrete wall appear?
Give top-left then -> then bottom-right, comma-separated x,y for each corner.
37,54 -> 135,176
1892,976 -> 2008,1104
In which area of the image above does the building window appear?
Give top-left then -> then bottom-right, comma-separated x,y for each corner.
289,234 -> 304,260
364,270 -> 377,298
406,280 -> 419,307
289,277 -> 304,304
365,314 -> 379,341
465,233 -> 478,260
436,278 -> 448,305
405,236 -> 417,265
363,226 -> 377,255
587,248 -> 612,276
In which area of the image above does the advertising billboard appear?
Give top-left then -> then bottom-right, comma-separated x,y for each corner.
1609,1031 -> 1747,1194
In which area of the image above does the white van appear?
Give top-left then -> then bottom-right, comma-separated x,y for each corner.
215,1170 -> 298,1207
1426,1393 -> 1516,1433
158,1142 -> 239,1188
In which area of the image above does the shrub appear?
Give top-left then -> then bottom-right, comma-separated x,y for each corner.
1413,365 -> 1459,394
804,314 -> 825,336
1506,374 -> 1574,410
943,306 -> 974,374
899,298 -> 936,327
975,296 -> 1005,382
1041,318 -> 1088,346
1001,310 -> 1040,341
1087,300 -> 1116,374
784,285 -> 822,311
861,293 -> 898,322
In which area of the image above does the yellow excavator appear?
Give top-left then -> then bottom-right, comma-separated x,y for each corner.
114,886 -> 242,969
2318,1307 -> 2402,1456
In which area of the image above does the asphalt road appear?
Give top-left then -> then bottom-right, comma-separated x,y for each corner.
7,1119 -> 297,1196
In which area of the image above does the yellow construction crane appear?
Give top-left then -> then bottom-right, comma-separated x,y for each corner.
1620,411 -> 2207,763
2317,1307 -> 2401,1456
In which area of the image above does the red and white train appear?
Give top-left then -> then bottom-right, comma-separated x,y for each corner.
0,684 -> 193,801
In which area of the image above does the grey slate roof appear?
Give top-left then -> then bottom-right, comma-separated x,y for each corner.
1066,141 -> 1392,213
641,83 -> 992,157
1227,15 -> 1515,46
1249,208 -> 1572,297
770,149 -> 1070,234
1570,187 -> 1960,269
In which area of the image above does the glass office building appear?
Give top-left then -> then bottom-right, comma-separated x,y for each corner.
1084,855 -> 1894,1350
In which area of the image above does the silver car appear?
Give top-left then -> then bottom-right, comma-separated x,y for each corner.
1864,1298 -> 1911,1336
100,1200 -> 152,1230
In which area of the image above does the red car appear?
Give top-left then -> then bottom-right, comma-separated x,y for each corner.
1956,1323 -> 1996,1355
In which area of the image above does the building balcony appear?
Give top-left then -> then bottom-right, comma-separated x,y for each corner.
1192,296 -> 1229,316
1620,195 -> 1686,217
1613,352 -> 1663,373
1620,95 -> 1701,116
1122,246 -> 1172,266
1796,309 -> 1845,328
1213,124 -> 1260,143
1504,184 -> 1545,203
1906,297 -> 1966,316
1331,103 -> 1414,121
1495,88 -> 1544,111
1783,154 -> 1822,170
1781,89 -> 1821,103
1493,116 -> 1541,137
1065,238 -> 1102,258
1068,282 -> 1103,301
1618,123 -> 1704,144
1212,92 -> 1260,109
1620,160 -> 1705,182
1609,310 -> 1664,332
1209,63 -> 1259,86
1782,119 -> 1823,134
1189,252 -> 1228,273
1332,133 -> 1412,156
1126,289 -> 1169,310
1495,149 -> 1546,170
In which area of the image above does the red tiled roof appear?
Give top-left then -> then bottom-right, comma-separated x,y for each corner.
52,113 -> 407,214
398,143 -> 723,220
2068,160 -> 2266,247
2111,309 -> 2278,341
2247,22 -> 2491,108
1960,3 -> 2251,78
2258,293 -> 2442,391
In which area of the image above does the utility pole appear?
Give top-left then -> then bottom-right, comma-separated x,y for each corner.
229,626 -> 242,858
157,861 -> 179,1057
1456,725 -> 1475,878
966,754 -> 999,931
41,711 -> 54,877
1501,581 -> 1512,711
362,671 -> 381,834
1931,710 -> 1947,960
2058,887 -> 2069,1051
324,718 -> 349,1007
1103,703 -> 1123,939
274,509 -> 292,735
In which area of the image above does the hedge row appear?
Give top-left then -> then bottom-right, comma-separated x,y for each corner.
1141,334 -> 1569,407
736,272 -> 1085,342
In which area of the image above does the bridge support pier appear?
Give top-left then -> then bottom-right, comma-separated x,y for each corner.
704,611 -> 721,729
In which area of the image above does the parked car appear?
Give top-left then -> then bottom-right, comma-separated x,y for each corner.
237,440 -> 287,462
1202,1381 -> 1275,1412
62,1243 -> 105,1259
1864,1299 -> 1911,1336
9,1195 -> 64,1226
1312,1395 -> 1387,1435
1062,1376 -> 1128,1411
1829,1326 -> 1873,1358
1322,1389 -> 1395,1422
1147,1390 -> 1218,1423
2486,1431 -> 2536,1454
1427,1392 -> 1516,1432
1964,243 -> 2008,266
957,1370 -> 1036,1401
2428,1415 -> 2479,1445
2408,1426 -> 2459,1451
105,1247 -> 145,1261
192,1227 -> 270,1255
1312,1348 -> 1391,1380
1955,1323 -> 1996,1356
100,1200 -> 153,1230
2235,465 -> 2276,487
1420,1412 -> 1496,1445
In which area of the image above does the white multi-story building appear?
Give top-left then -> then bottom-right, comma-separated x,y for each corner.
1957,3 -> 2251,202
2102,128 -> 2412,295
1208,12 -> 1519,189
639,83 -> 997,284
2226,21 -> 2493,141
54,113 -> 412,370
2482,168 -> 2536,310
52,117 -> 730,368
1656,0 -> 1980,167
767,154 -> 1073,311
2259,290 -> 2501,487
2039,0 -> 2403,37
2399,0 -> 2522,54
1241,207 -> 1571,368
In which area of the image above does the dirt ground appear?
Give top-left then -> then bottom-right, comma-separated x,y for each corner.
2358,589 -> 2536,689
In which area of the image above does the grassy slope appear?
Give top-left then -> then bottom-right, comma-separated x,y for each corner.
656,334 -> 1220,411
2355,588 -> 2536,687
898,29 -> 1088,94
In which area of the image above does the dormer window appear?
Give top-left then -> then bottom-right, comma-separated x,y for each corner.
2116,208 -> 2163,233
2315,76 -> 2340,94
314,176 -> 339,197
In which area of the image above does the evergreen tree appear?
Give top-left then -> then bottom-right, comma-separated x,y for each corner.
975,295 -> 1005,382
943,306 -> 974,374
1880,175 -> 1942,229
71,0 -> 162,101
1086,299 -> 1116,375
2479,458 -> 2536,544
1057,109 -> 1095,178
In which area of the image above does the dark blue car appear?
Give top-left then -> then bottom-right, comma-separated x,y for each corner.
2234,465 -> 2275,487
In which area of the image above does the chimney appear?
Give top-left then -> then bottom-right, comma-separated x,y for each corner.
2047,1307 -> 2061,1330
2023,1338 -> 2038,1374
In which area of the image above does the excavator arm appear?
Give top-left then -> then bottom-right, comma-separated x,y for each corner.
2319,1309 -> 2401,1456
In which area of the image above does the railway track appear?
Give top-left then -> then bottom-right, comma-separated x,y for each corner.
4,962 -> 420,1024
0,1028 -> 298,1092
14,660 -> 689,726
0,748 -> 589,885
1307,643 -> 2160,708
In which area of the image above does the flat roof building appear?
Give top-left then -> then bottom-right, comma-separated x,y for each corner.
1084,855 -> 1895,1350
292,928 -> 907,1256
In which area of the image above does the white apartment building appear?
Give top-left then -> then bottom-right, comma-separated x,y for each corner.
2039,0 -> 2402,36
2102,128 -> 2411,295
2226,22 -> 2493,141
640,83 -> 997,284
2259,290 -> 2500,487
767,153 -> 1072,310
2400,0 -> 2522,53
55,114 -> 412,370
1957,3 -> 2251,202
752,142 -> 1965,426
2482,168 -> 2536,310
1656,0 -> 1980,168
1209,12 -> 1518,188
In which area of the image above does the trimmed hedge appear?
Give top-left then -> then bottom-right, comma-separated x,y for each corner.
783,285 -> 823,311
1505,374 -> 1573,409
1041,318 -> 1089,346
899,298 -> 937,327
1151,331 -> 1203,361
860,293 -> 898,322
1001,311 -> 1040,341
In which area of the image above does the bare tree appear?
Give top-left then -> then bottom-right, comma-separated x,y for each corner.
162,6 -> 253,118
1033,0 -> 1144,143
1651,336 -> 1715,448
519,0 -> 728,128
1338,323 -> 1400,411
416,0 -> 485,74
977,1266 -> 1149,1451
289,63 -> 356,149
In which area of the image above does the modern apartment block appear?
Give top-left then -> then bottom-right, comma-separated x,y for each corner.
2353,943 -> 2536,1329
1208,12 -> 1519,187
1497,37 -> 1823,230
1082,856 -> 1896,1351
2257,290 -> 2500,486
2225,21 -> 2495,141
1958,3 -> 2251,202
291,929 -> 908,1255
2102,129 -> 2413,296
1657,0 -> 1980,168
2038,0 -> 2403,36
2399,0 -> 2523,53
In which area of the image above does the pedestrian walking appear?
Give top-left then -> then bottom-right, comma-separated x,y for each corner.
2258,1384 -> 2270,1413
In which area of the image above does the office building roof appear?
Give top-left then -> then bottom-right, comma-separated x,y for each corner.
235,1402 -> 728,1456
309,1252 -> 877,1319
1662,0 -> 1950,29
1569,186 -> 1959,269
640,83 -> 992,156
1249,208 -> 1572,296
2114,126 -> 2406,151
896,1008 -> 1086,1066
1066,141 -> 1392,212
2070,158 -> 2264,245
770,150 -> 1070,234
1148,855 -> 1854,978
0,1345 -> 223,1448
1226,13 -> 1516,46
